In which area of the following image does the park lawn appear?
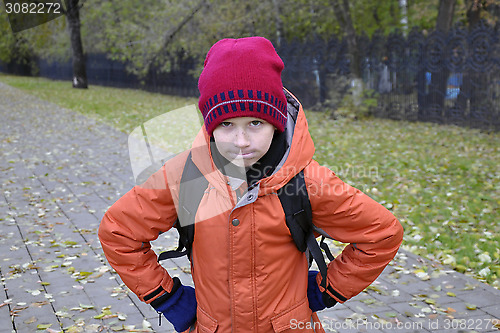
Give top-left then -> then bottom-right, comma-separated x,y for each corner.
0,73 -> 198,133
307,113 -> 499,288
1,74 -> 499,287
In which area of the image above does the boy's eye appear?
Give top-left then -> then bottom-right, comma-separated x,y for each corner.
250,120 -> 262,126
220,121 -> 232,127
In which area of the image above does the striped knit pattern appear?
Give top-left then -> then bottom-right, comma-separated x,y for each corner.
202,89 -> 287,132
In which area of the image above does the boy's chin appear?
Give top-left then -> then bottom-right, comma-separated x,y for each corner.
230,160 -> 252,168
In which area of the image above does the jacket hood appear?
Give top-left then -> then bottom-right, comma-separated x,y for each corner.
189,89 -> 315,197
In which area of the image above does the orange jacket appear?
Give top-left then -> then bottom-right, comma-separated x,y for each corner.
98,92 -> 404,332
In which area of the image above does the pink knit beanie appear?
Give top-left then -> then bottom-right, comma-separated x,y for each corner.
198,37 -> 288,136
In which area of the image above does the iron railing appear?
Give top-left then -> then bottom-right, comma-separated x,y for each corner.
278,21 -> 500,131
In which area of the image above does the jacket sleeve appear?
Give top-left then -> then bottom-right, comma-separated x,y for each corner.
304,161 -> 404,303
98,163 -> 180,303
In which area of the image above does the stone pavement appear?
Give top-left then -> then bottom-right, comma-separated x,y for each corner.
0,81 -> 498,333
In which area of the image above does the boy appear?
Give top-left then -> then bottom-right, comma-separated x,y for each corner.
98,36 -> 403,333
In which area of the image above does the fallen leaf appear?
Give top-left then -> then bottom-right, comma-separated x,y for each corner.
465,303 -> 477,310
415,270 -> 430,281
37,324 -> 52,330
361,298 -> 377,305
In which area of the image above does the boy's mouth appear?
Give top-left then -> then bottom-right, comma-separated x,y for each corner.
232,151 -> 255,159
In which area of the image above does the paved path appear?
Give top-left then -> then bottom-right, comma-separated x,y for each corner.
0,81 -> 499,333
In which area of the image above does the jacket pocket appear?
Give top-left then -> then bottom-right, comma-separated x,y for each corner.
270,298 -> 316,332
195,306 -> 218,333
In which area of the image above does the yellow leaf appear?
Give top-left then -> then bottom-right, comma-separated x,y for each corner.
465,303 -> 477,310
37,324 -> 52,330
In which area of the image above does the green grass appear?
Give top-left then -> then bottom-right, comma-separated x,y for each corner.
0,74 -> 198,133
306,112 -> 500,287
1,74 -> 499,287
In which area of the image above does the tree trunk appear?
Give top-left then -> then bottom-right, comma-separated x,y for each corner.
272,0 -> 284,47
455,0 -> 487,126
331,0 -> 361,78
466,0 -> 481,26
422,0 -> 456,122
436,0 -> 456,32
65,0 -> 88,89
399,0 -> 408,34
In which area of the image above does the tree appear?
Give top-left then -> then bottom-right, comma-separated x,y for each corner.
454,0 -> 494,123
436,0 -> 457,32
64,0 -> 87,88
331,0 -> 361,78
0,9 -> 33,74
272,0 -> 284,46
0,0 -> 87,88
82,0 -> 211,78
421,0 -> 457,119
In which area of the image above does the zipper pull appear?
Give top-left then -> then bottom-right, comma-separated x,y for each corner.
157,311 -> 162,326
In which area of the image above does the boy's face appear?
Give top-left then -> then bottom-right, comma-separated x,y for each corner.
212,117 -> 275,168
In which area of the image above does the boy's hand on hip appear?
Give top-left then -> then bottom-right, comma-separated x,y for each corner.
307,270 -> 337,312
151,277 -> 197,332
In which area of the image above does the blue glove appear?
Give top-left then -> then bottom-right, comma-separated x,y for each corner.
307,270 -> 337,312
151,278 -> 197,332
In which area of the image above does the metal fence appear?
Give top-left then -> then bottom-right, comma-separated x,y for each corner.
278,21 -> 500,131
33,53 -> 199,97
1,21 -> 498,130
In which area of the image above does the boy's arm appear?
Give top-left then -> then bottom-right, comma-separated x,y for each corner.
304,161 -> 404,303
98,163 -> 180,303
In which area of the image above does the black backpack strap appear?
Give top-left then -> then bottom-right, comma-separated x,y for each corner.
177,152 -> 208,227
157,220 -> 194,261
277,171 -> 333,290
277,171 -> 311,252
320,236 -> 335,261
158,152 -> 208,262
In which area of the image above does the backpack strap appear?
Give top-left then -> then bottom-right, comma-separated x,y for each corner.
277,171 -> 311,252
277,171 -> 332,290
158,152 -> 207,262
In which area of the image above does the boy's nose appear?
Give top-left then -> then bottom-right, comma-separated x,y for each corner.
234,130 -> 250,148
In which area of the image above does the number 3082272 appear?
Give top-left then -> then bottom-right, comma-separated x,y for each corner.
5,2 -> 61,14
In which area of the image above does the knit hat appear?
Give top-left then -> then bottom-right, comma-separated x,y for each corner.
198,37 -> 288,136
